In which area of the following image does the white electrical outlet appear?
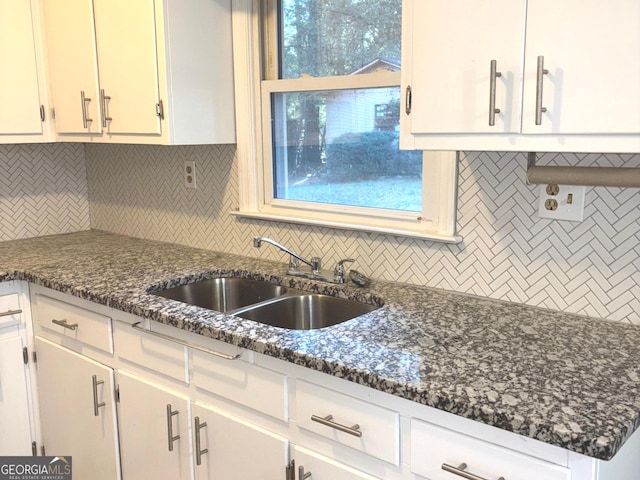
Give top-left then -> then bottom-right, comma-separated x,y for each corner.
538,184 -> 586,221
184,160 -> 196,189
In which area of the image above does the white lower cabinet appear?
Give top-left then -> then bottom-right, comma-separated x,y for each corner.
410,419 -> 571,480
292,445 -> 381,480
34,337 -> 120,480
117,370 -> 192,480
192,402 -> 289,480
26,285 -> 640,480
0,336 -> 33,454
0,283 -> 37,455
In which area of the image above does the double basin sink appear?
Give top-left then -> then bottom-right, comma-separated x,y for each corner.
152,277 -> 379,330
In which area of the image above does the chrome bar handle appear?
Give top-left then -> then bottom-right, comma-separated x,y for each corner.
91,375 -> 105,416
166,404 -> 180,452
488,60 -> 502,126
52,318 -> 78,330
100,89 -> 112,128
286,460 -> 295,480
0,309 -> 22,318
298,466 -> 312,480
80,90 -> 92,129
310,414 -> 362,437
132,322 -> 241,361
442,462 -> 505,480
194,416 -> 208,466
535,55 -> 549,125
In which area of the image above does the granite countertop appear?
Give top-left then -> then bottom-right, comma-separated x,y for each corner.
1,230 -> 639,461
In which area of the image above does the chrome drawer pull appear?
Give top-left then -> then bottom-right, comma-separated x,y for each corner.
194,416 -> 208,466
442,462 -> 505,480
298,465 -> 312,479
80,90 -> 92,129
488,59 -> 502,126
166,404 -> 180,452
131,322 -> 241,360
52,318 -> 78,330
310,414 -> 362,437
535,55 -> 549,125
0,309 -> 22,318
100,89 -> 112,127
92,375 -> 106,416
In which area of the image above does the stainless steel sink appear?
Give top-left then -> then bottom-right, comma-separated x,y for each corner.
152,277 -> 379,330
234,294 -> 377,330
152,277 -> 287,312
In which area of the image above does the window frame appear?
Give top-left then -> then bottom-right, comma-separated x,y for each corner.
230,0 -> 461,243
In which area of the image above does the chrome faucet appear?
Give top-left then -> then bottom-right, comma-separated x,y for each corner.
253,236 -> 354,284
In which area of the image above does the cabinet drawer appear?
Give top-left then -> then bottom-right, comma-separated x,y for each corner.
296,380 -> 399,465
293,445 -> 382,480
0,294 -> 21,327
113,321 -> 188,384
192,347 -> 288,421
410,419 -> 571,480
35,294 -> 113,354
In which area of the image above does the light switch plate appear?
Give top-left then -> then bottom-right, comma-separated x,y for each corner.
538,184 -> 586,222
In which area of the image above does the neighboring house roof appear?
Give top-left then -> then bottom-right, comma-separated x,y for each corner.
349,57 -> 401,75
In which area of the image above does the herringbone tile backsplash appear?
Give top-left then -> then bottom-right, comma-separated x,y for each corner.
85,144 -> 640,324
0,144 -> 90,241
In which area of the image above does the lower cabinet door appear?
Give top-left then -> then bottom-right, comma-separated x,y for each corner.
35,337 -> 120,480
192,402 -> 289,480
117,371 -> 192,480
292,445 -> 381,480
0,335 -> 33,455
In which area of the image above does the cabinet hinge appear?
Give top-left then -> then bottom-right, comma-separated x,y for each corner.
115,385 -> 120,403
23,346 -> 28,364
39,105 -> 45,122
156,100 -> 164,120
31,442 -> 37,457
51,108 -> 55,120
32,350 -> 37,364
405,85 -> 412,115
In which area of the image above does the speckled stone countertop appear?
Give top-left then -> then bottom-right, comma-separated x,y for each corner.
2,230 -> 640,461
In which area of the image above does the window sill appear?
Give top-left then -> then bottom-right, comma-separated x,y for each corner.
230,209 -> 463,244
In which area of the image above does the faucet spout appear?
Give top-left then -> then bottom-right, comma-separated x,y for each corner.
252,236 -> 314,269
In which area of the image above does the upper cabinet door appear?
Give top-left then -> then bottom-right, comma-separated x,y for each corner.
521,0 -> 640,134
42,0 -> 102,135
93,0 -> 161,135
0,0 -> 43,135
406,0 -> 526,134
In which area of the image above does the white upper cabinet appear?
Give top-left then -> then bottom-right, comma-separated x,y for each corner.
0,0 -> 48,141
42,0 -> 236,145
406,0 -> 526,135
521,0 -> 640,135
92,0 -> 161,136
401,0 -> 640,152
41,0 -> 101,135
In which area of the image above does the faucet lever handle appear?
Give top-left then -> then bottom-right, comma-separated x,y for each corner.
334,258 -> 355,278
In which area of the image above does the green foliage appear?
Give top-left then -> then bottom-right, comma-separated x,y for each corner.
282,0 -> 402,79
325,131 -> 422,182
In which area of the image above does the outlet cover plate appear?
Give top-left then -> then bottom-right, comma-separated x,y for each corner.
184,160 -> 196,189
538,184 -> 586,221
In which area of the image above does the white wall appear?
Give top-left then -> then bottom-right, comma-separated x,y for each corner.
85,144 -> 640,325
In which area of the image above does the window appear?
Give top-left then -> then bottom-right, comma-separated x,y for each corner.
231,0 -> 459,242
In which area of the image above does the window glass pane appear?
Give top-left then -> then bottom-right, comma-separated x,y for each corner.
280,0 -> 402,79
271,87 -> 423,212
